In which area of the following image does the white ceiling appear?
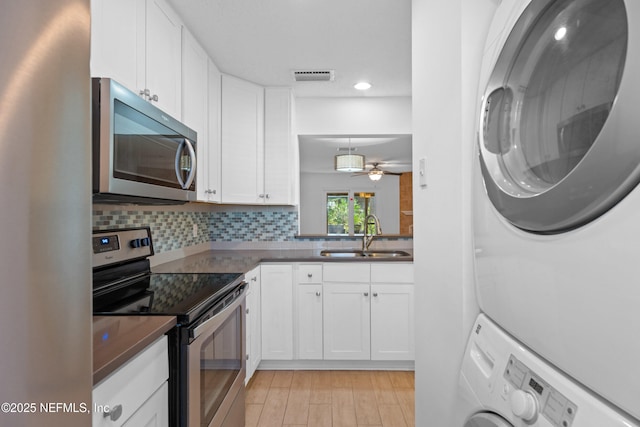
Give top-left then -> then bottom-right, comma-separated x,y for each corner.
167,0 -> 412,98
299,134 -> 412,174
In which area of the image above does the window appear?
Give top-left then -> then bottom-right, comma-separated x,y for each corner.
326,191 -> 376,235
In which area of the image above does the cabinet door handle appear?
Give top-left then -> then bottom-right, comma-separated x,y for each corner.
246,308 -> 250,314
373,292 -> 378,297
251,276 -> 257,282
315,291 -> 321,297
103,404 -> 123,421
308,273 -> 313,278
150,94 -> 158,102
364,292 -> 369,297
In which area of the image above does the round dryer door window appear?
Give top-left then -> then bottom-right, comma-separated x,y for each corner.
464,412 -> 513,427
478,0 -> 634,233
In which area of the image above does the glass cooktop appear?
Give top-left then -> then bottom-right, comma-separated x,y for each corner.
93,272 -> 244,324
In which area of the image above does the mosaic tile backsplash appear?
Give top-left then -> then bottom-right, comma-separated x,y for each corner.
93,207 -> 299,254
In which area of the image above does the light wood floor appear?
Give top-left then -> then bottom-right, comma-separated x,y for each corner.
245,370 -> 415,427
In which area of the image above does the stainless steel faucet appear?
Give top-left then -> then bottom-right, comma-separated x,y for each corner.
362,214 -> 382,251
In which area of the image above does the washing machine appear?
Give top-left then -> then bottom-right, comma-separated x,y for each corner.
473,0 -> 640,422
458,315 -> 638,427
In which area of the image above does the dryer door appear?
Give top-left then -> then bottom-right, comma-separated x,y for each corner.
478,0 -> 633,233
465,412 -> 513,427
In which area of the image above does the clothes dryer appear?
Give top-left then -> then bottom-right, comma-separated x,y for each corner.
473,0 -> 640,421
457,315 -> 638,427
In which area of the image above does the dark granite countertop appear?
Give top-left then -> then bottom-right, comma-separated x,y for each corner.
152,248 -> 414,274
93,316 -> 176,385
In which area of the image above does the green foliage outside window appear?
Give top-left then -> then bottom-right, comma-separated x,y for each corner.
327,192 -> 375,235
327,194 -> 349,234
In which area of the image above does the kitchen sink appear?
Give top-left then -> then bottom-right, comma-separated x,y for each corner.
320,249 -> 411,258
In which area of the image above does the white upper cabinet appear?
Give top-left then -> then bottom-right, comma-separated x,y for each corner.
92,1 -> 298,205
220,75 -> 265,204
205,60 -> 222,203
90,0 -> 143,91
90,0 -> 182,118
145,0 -> 182,118
181,28 -> 217,202
264,88 -> 298,205
220,78 -> 299,205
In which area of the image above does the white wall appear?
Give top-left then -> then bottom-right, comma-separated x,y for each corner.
296,96 -> 412,135
412,0 -> 498,426
300,172 -> 400,234
296,96 -> 410,236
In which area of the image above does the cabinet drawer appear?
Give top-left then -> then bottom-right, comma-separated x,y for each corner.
298,264 -> 322,283
371,263 -> 414,284
93,336 -> 168,426
323,263 -> 370,283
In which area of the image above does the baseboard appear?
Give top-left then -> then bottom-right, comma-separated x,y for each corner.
257,359 -> 415,371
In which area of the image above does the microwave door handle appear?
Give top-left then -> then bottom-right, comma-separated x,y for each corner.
174,139 -> 196,190
175,141 -> 186,188
182,138 -> 197,189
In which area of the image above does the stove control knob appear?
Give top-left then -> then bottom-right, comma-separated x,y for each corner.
129,239 -> 141,248
140,237 -> 150,247
510,390 -> 537,421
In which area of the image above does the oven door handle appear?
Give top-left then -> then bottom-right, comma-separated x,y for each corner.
190,286 -> 245,339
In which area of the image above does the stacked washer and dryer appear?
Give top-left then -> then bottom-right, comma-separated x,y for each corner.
462,0 -> 640,425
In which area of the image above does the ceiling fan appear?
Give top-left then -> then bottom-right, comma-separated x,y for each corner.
351,162 -> 404,181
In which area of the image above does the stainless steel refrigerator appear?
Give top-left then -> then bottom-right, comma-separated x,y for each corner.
0,1 -> 92,426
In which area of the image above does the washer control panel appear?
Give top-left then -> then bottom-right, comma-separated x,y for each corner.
504,355 -> 578,427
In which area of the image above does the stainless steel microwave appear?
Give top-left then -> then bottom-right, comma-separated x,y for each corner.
92,78 -> 197,204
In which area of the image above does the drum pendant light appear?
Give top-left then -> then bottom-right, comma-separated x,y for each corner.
335,138 -> 365,172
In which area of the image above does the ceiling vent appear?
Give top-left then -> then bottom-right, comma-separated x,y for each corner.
292,70 -> 335,82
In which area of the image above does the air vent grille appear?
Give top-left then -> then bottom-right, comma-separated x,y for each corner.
293,70 -> 335,82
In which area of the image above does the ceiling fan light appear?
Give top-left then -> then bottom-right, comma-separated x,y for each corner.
335,154 -> 365,172
368,169 -> 384,181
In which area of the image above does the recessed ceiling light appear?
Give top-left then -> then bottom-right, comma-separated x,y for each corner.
354,82 -> 372,90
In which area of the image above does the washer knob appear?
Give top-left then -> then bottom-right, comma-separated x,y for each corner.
510,390 -> 537,421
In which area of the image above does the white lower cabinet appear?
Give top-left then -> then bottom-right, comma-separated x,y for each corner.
295,264 -> 323,360
296,285 -> 323,359
260,264 -> 293,360
93,336 -> 168,427
121,383 -> 168,427
288,262 -> 415,361
322,262 -> 414,362
323,282 -> 371,360
370,284 -> 414,360
245,266 -> 261,383
258,262 -> 413,365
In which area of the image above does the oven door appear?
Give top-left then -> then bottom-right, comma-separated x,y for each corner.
187,288 -> 246,427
